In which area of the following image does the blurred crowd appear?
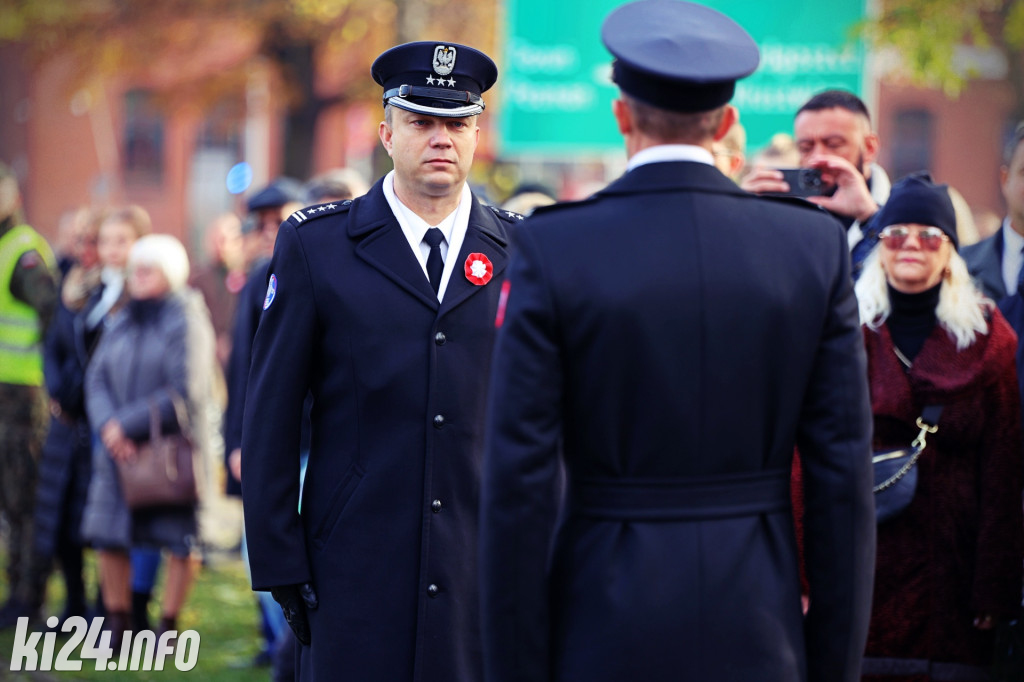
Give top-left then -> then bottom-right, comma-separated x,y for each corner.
0,162 -> 374,673
1,81 -> 1024,681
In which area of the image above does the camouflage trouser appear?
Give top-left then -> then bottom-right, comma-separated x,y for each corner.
0,383 -> 48,606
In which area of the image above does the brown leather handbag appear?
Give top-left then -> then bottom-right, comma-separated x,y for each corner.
116,395 -> 198,510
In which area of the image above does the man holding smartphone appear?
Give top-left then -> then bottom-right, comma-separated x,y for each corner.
743,90 -> 891,277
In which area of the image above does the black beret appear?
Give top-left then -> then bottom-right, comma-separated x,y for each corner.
372,41 -> 498,118
874,172 -> 958,250
601,0 -> 759,113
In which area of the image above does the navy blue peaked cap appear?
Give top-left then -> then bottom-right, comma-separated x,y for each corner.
601,0 -> 759,113
247,177 -> 305,212
372,41 -> 498,118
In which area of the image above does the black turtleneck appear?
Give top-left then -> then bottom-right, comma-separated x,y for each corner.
127,296 -> 169,325
885,282 -> 941,364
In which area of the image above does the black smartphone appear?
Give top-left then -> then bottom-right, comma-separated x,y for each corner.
765,168 -> 836,198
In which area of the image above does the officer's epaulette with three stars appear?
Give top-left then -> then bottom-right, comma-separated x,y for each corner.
286,200 -> 353,228
487,205 -> 525,223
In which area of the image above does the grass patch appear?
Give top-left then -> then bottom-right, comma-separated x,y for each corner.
0,549 -> 268,681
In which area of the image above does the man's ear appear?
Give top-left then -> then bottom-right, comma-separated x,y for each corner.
379,121 -> 393,156
612,98 -> 633,136
863,129 -> 881,166
712,105 -> 738,143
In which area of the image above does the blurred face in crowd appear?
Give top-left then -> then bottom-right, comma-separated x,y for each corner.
0,175 -> 18,223
379,107 -> 479,203
74,226 -> 100,269
879,223 -> 953,294
794,107 -> 879,179
208,214 -> 244,271
255,207 -> 285,235
97,218 -> 138,272
1001,139 -> 1024,234
127,262 -> 170,301
253,204 -> 300,259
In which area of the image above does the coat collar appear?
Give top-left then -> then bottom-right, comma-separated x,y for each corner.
596,160 -> 749,199
865,311 -> 1009,408
347,178 -> 510,312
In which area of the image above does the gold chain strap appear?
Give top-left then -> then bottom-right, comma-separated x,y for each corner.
872,417 -> 939,493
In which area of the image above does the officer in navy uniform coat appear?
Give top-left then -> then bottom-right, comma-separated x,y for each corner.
241,41 -> 518,681
479,2 -> 876,681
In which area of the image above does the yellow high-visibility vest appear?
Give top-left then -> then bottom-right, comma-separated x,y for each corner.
0,224 -> 56,386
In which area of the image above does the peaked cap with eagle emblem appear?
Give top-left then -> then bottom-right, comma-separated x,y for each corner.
371,41 -> 498,118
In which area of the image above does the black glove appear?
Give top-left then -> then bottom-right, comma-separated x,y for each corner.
270,582 -> 318,646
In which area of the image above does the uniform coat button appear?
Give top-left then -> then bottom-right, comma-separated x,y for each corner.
433,414 -> 445,428
427,584 -> 439,597
431,499 -> 442,513
434,331 -> 446,345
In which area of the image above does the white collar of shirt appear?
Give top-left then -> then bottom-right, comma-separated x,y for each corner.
85,267 -> 124,330
1001,217 -> 1024,295
626,144 -> 715,171
383,170 -> 472,302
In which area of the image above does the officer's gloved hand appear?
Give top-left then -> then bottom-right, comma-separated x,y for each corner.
270,582 -> 318,646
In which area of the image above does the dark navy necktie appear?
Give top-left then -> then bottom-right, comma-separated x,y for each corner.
423,227 -> 445,294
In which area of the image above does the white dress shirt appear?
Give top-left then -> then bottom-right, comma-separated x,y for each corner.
383,170 -> 472,302
626,144 -> 715,171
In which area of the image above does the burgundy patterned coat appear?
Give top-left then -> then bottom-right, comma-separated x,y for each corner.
862,311 -> 1024,680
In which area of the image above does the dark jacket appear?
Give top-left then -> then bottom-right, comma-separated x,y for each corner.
480,161 -> 876,682
33,271 -> 102,558
222,259 -> 269,497
962,229 -> 1007,301
861,314 -> 1024,679
241,181 -> 518,682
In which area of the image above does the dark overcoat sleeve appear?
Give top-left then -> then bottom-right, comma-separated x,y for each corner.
796,225 -> 876,682
480,225 -> 564,682
43,305 -> 84,416
241,222 -> 316,590
224,262 -> 268,456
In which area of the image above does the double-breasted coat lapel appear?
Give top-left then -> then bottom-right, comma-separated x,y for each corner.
349,190 -> 439,310
348,185 -> 512,314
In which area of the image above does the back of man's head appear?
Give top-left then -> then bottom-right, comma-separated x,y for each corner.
797,90 -> 871,125
623,95 -> 728,144
601,0 -> 758,147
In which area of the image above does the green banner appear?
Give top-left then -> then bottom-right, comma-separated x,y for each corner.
499,0 -> 867,156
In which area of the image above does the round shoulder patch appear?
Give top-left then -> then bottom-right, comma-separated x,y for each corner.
17,251 -> 42,269
263,274 -> 278,310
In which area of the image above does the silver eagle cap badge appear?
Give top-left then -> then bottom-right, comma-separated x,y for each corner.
433,45 -> 456,76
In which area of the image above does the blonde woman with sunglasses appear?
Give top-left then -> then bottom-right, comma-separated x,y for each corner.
853,173 -> 1023,681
